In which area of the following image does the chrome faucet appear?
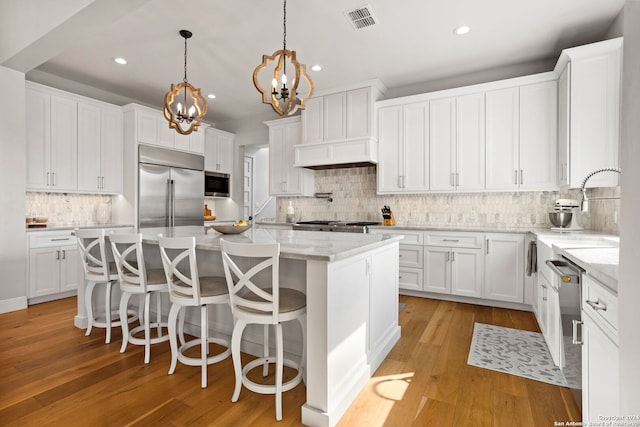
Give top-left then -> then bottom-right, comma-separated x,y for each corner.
579,167 -> 621,212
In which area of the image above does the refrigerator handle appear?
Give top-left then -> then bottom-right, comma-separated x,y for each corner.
171,179 -> 176,227
166,179 -> 172,227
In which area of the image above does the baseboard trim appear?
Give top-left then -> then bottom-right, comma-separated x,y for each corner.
0,296 -> 28,314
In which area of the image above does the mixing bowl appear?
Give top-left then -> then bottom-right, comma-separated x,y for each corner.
549,211 -> 572,228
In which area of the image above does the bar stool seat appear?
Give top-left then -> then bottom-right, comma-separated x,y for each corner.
220,238 -> 306,421
76,228 -> 138,344
110,232 -> 170,364
158,235 -> 231,388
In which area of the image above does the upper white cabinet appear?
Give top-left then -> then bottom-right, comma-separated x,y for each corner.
127,103 -> 207,154
485,80 -> 557,190
377,102 -> 429,193
205,127 -> 234,174
26,82 -> 123,194
296,81 -> 385,168
429,93 -> 485,191
555,37 -> 622,188
483,233 -> 524,303
77,103 -> 124,193
266,117 -> 314,196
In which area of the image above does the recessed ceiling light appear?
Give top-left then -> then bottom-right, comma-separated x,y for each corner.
113,57 -> 127,65
311,64 -> 322,72
207,94 -> 216,99
453,25 -> 470,35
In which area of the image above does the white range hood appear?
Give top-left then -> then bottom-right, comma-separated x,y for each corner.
293,79 -> 386,170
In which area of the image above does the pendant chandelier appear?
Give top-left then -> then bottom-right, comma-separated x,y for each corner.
163,29 -> 207,135
252,0 -> 313,116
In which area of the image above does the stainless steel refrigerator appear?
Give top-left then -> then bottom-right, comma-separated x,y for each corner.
138,144 -> 204,228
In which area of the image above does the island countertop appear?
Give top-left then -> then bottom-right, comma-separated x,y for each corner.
136,225 -> 402,262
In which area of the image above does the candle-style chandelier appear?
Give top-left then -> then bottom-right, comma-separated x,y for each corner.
163,29 -> 207,135
252,0 -> 313,116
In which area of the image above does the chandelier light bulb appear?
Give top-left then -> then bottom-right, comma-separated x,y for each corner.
188,105 -> 196,116
282,74 -> 287,85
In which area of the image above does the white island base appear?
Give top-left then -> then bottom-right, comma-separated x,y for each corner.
74,226 -> 401,427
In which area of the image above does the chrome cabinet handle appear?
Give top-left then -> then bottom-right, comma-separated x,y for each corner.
51,238 -> 70,242
450,173 -> 454,187
61,250 -> 66,260
47,172 -> 51,186
445,251 -> 450,262
572,319 -> 583,345
486,239 -> 489,254
456,172 -> 459,187
586,299 -> 607,311
451,251 -> 455,262
514,170 -> 518,185
520,169 -> 523,185
52,172 -> 56,186
442,239 -> 459,242
541,284 -> 547,301
55,250 -> 60,260
98,176 -> 101,189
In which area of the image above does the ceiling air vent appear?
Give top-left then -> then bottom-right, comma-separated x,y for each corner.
344,5 -> 378,30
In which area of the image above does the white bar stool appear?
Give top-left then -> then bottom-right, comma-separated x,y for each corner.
109,231 -> 170,364
220,239 -> 306,421
158,235 -> 231,388
75,228 -> 137,344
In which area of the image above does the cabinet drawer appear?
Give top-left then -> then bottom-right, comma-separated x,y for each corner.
29,231 -> 76,248
369,228 -> 423,245
425,232 -> 483,248
399,245 -> 423,268
582,274 -> 618,342
398,267 -> 423,291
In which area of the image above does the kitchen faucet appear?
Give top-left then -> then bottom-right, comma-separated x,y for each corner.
579,167 -> 621,212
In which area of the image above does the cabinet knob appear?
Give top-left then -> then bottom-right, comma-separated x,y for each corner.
586,299 -> 607,311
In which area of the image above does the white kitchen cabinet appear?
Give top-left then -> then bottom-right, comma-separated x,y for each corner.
423,232 -> 483,298
266,117 -> 314,196
28,231 -> 79,299
130,103 -> 207,154
26,85 -> 78,192
536,274 -> 550,335
546,284 -> 561,366
581,273 -> 619,423
483,233 -> 525,303
485,81 -> 557,191
205,127 -> 234,174
377,102 -> 429,193
555,37 -> 622,189
369,228 -> 425,292
429,93 -> 485,191
77,103 -> 124,193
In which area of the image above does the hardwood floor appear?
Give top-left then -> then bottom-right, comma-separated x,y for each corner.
0,296 -> 579,426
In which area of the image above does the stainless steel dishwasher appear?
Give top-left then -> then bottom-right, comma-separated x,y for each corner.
545,255 -> 584,410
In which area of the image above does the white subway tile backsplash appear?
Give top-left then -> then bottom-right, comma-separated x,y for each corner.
277,167 -> 619,234
26,193 -> 113,226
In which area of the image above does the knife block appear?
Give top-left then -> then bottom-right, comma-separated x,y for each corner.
383,212 -> 395,226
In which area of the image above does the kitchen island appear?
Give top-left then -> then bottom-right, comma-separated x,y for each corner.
77,225 -> 402,427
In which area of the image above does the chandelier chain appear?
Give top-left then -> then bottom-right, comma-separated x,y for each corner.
282,0 -> 287,51
183,35 -> 188,83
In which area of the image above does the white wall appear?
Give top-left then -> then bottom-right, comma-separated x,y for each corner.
0,66 -> 27,313
618,0 -> 640,414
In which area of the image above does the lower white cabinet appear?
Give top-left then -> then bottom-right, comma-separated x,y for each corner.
424,245 -> 483,298
483,233 -> 524,303
28,231 -> 79,299
581,274 -> 619,422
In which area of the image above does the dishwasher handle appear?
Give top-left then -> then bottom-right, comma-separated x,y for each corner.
545,259 -> 582,284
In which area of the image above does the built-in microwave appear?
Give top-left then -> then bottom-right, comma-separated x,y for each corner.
204,171 -> 230,197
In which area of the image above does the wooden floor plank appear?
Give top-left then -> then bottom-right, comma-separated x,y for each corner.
0,295 -> 580,426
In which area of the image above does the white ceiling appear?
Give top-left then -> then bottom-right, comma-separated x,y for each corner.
3,0 -> 625,126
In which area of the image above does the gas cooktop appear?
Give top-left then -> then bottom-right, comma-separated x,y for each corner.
293,220 -> 381,233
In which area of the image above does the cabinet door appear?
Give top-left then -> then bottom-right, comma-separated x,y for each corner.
156,118 -> 175,148
174,132 -> 191,151
456,93 -> 485,190
537,275 -> 550,334
101,108 -> 124,193
424,246 -> 451,294
582,312 -> 619,423
547,286 -> 561,366
29,247 -> 60,297
282,122 -> 302,193
269,126 -> 288,195
398,267 -> 423,291
557,66 -> 570,186
346,87 -> 371,139
59,245 -> 80,292
217,133 -> 234,174
569,49 -> 621,188
302,97 -> 323,143
323,92 -> 346,141
25,88 -> 51,190
403,102 -> 429,191
429,97 -> 456,190
377,106 -> 402,193
485,87 -> 519,190
77,103 -> 102,192
484,233 -> 524,303
189,130 -> 205,154
450,248 -> 483,298
136,109 -> 158,145
519,81 -> 558,189
50,96 -> 78,190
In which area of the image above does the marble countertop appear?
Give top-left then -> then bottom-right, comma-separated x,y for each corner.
26,223 -> 134,232
135,225 -> 402,262
559,246 -> 619,293
369,224 -> 533,234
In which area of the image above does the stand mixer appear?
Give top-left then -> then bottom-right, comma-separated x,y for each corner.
549,199 -> 583,231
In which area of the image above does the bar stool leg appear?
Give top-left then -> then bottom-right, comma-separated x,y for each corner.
231,319 -> 247,402
85,281 -> 96,337
119,291 -> 132,353
105,281 -> 113,344
168,303 -> 180,375
178,307 -> 186,346
263,324 -> 270,376
155,292 -> 162,336
144,291 -> 152,364
275,323 -> 284,421
200,304 -> 208,388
